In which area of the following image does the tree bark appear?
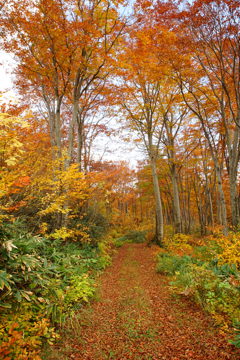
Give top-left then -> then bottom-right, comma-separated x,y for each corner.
150,156 -> 164,246
229,161 -> 239,228
215,164 -> 228,235
171,164 -> 181,233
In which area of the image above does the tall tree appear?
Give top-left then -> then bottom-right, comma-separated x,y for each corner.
117,24 -> 178,244
3,0 -> 125,164
175,0 -> 240,231
163,105 -> 186,233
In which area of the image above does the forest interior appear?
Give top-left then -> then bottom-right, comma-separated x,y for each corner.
0,0 -> 240,359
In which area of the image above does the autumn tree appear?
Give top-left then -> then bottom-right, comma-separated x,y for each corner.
173,0 -> 240,232
66,0 -> 126,167
0,112 -> 30,218
117,22 -> 181,244
161,97 -> 188,233
3,0 -> 126,165
3,0 -> 72,158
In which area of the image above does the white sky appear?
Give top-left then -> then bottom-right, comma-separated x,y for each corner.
0,50 -> 16,100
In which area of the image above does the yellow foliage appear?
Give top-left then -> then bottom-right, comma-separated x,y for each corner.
163,233 -> 193,255
215,232 -> 240,268
0,308 -> 57,360
49,226 -> 90,242
39,222 -> 48,235
0,113 -> 28,168
0,113 -> 31,216
35,161 -> 91,220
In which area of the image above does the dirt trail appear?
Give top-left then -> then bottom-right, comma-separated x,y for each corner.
70,243 -> 239,360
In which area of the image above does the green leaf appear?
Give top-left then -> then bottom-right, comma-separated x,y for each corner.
0,270 -> 12,290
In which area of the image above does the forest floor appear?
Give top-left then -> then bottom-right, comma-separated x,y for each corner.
47,243 -> 240,360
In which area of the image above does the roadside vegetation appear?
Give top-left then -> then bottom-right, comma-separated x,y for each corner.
156,229 -> 240,348
0,219 -> 113,360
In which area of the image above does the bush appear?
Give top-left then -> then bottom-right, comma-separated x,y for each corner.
215,232 -> 240,268
123,230 -> 147,243
156,250 -> 240,341
171,263 -> 240,319
77,207 -> 109,242
0,220 -> 109,359
163,233 -> 192,254
0,306 -> 57,360
193,245 -> 218,262
229,321 -> 240,348
114,230 -> 147,247
156,253 -> 201,276
64,275 -> 95,312
210,262 -> 239,279
156,232 -> 240,347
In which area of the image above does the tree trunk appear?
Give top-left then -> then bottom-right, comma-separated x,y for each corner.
208,189 -> 214,227
229,168 -> 239,228
171,164 -> 181,233
150,157 -> 164,246
225,123 -> 240,228
66,100 -> 78,168
215,164 -> 228,235
77,116 -> 84,171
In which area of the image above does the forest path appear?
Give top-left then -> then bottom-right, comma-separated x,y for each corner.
68,244 -> 238,360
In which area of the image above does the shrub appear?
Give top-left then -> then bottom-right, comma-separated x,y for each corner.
124,230 -> 147,243
156,253 -> 201,276
215,232 -> 240,269
229,321 -> 240,348
114,230 -> 147,247
0,306 -> 57,360
193,245 -> 218,262
171,263 -> 240,324
163,233 -> 192,254
0,220 -> 109,359
156,249 -> 240,340
108,228 -> 123,239
77,207 -> 109,242
210,262 -> 239,279
65,275 -> 95,306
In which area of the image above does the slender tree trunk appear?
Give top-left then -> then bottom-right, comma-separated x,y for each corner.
66,100 -> 78,168
140,198 -> 143,222
229,168 -> 239,228
49,112 -> 57,153
201,154 -> 214,227
165,122 -> 182,233
215,164 -> 228,235
225,125 -> 240,228
201,126 -> 228,234
48,112 -> 62,160
42,91 -> 63,160
55,99 -> 62,158
193,180 -> 206,235
150,157 -> 164,246
77,117 -> 84,171
208,190 -> 214,227
186,178 -> 191,233
171,164 -> 181,233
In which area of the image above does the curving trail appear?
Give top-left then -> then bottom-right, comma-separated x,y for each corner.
68,243 -> 240,360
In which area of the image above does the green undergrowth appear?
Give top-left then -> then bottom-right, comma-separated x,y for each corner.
0,220 -> 112,360
156,242 -> 240,348
114,230 -> 147,247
